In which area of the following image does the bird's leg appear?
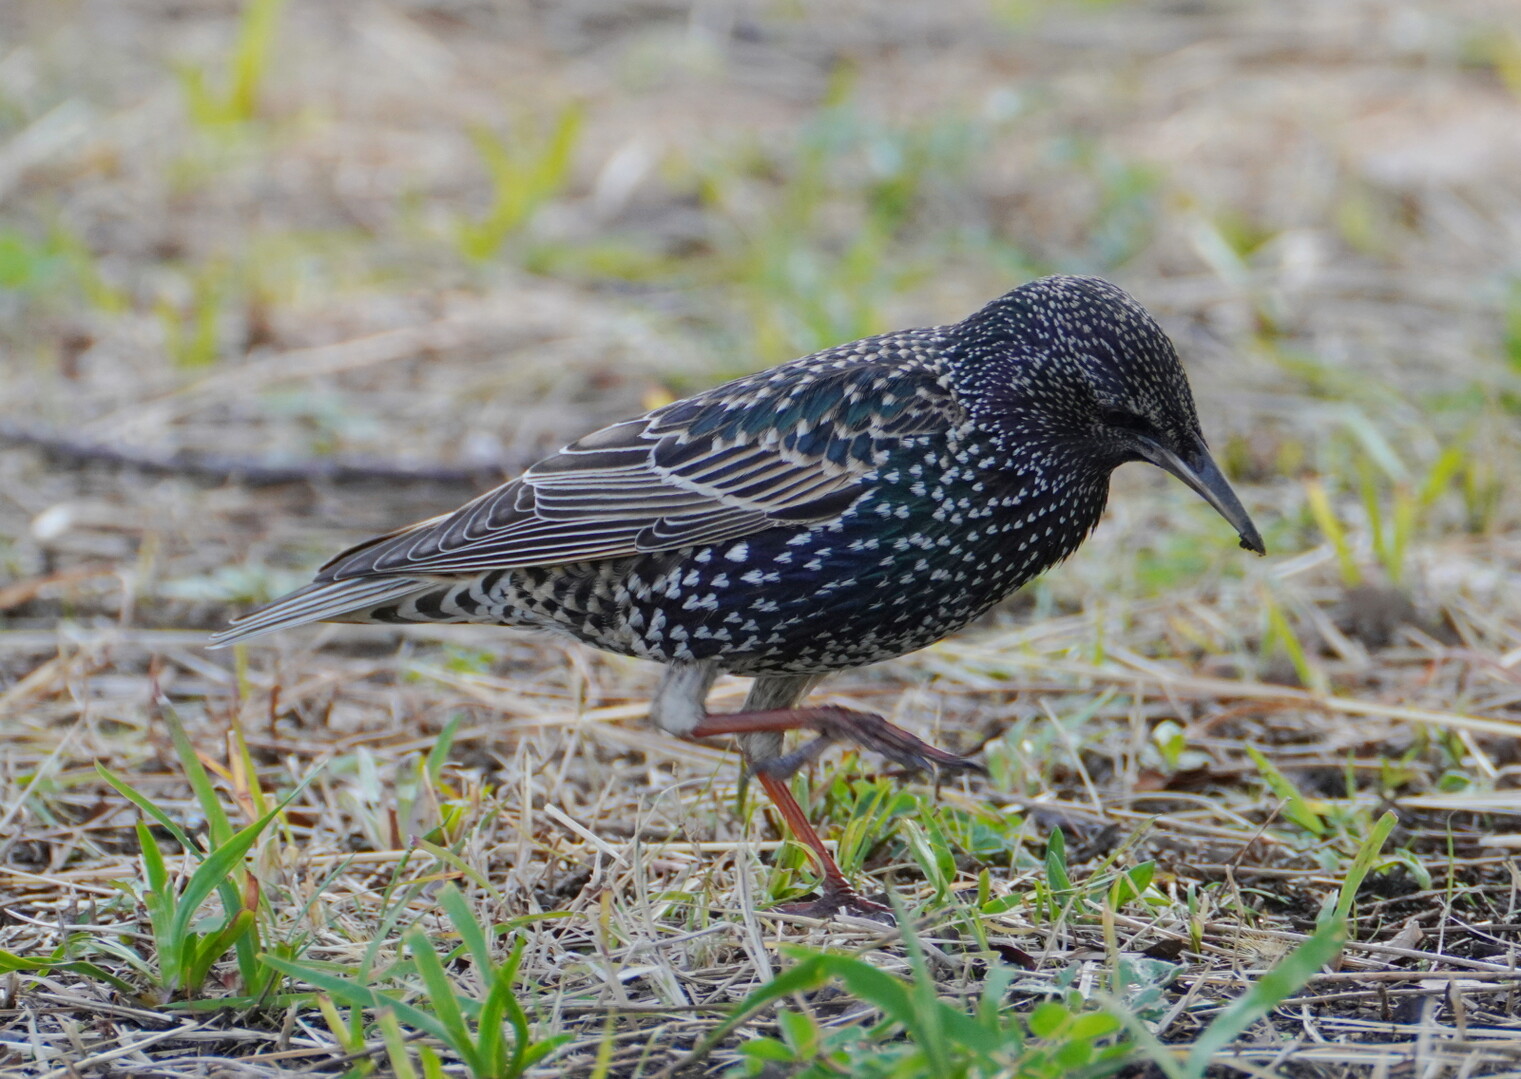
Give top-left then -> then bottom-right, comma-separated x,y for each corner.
690,705 -> 983,917
705,678 -> 980,916
693,703 -> 979,913
737,768 -> 873,915
647,666 -> 980,918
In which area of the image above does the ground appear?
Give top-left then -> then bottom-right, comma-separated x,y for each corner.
3,0 -> 1521,1076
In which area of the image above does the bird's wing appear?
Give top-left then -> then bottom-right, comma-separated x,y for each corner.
318,346 -> 961,580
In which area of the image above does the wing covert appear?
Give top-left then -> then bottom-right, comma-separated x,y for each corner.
319,341 -> 962,581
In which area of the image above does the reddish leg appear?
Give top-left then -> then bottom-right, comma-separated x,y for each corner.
753,771 -> 885,916
688,705 -> 982,917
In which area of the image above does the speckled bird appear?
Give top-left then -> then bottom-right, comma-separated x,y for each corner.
211,275 -> 1264,916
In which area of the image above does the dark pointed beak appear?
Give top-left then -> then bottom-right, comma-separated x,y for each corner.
1135,437 -> 1266,555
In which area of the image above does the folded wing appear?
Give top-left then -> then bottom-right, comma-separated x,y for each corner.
315,347 -> 962,581
211,343 -> 963,646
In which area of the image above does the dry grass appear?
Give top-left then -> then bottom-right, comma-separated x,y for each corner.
4,0 -> 1521,1075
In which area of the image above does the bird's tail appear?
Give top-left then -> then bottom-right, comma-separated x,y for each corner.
207,577 -> 430,648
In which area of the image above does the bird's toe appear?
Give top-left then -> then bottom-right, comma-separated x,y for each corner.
812,706 -> 983,777
773,889 -> 894,922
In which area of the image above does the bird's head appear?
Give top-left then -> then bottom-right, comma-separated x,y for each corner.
952,274 -> 1266,555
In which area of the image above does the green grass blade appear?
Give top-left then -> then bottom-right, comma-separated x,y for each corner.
419,1044 -> 447,1079
260,954 -> 454,1044
680,954 -> 832,1065
405,930 -> 481,1073
0,950 -> 142,997
136,821 -> 171,898
1334,810 -> 1398,923
227,717 -> 269,819
1417,444 -> 1466,511
900,817 -> 953,903
518,1032 -> 574,1071
1244,745 -> 1324,836
160,699 -> 236,847
819,954 -> 921,1035
436,881 -> 497,967
500,954 -> 534,1077
1304,479 -> 1359,587
185,909 -> 256,994
377,1007 -> 420,1079
892,910 -> 952,1071
1104,1004 -> 1187,1079
1183,918 -> 1344,1077
532,103 -> 584,202
1261,596 -> 1323,696
423,714 -> 462,786
99,765 -> 197,854
228,0 -> 289,121
476,976 -> 512,1076
167,803 -> 283,947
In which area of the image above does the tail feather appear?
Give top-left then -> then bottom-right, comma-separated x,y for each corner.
208,577 -> 429,648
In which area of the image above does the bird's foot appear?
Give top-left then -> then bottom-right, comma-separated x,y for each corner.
774,884 -> 893,921
692,705 -> 984,780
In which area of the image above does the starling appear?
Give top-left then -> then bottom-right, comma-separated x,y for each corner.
211,275 -> 1264,916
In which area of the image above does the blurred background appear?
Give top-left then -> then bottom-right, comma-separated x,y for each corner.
3,0 -> 1520,641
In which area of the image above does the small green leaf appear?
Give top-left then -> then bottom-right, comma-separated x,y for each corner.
260,954 -> 453,1045
1109,862 -> 1155,907
1069,1011 -> 1121,1040
1045,828 -> 1072,892
1055,1036 -> 1095,1068
740,1037 -> 798,1063
776,1008 -> 818,1054
1028,1000 -> 1070,1039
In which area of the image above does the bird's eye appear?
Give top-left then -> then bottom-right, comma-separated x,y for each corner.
1100,407 -> 1151,432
